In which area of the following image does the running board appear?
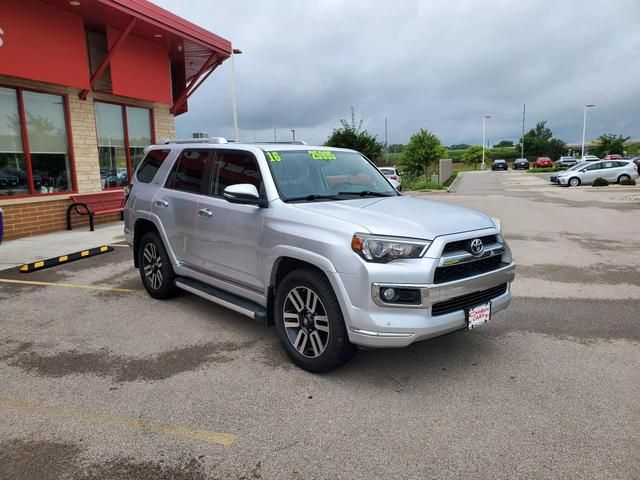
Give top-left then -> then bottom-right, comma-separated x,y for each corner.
175,277 -> 267,323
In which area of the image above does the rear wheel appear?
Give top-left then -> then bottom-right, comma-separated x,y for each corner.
568,177 -> 581,187
138,232 -> 177,299
618,174 -> 630,184
274,268 -> 356,373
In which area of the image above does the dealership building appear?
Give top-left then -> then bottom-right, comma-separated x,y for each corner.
0,0 -> 231,239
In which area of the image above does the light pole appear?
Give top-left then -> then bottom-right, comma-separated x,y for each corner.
581,104 -> 595,158
230,48 -> 242,142
482,115 -> 491,169
291,129 -> 296,142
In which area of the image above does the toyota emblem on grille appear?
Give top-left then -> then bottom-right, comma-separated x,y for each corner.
468,238 -> 484,256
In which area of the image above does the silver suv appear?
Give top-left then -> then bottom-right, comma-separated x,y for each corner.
125,139 -> 515,372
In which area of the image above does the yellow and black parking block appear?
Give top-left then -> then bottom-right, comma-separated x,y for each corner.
19,246 -> 114,273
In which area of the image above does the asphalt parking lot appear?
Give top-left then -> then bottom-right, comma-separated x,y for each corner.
1,170 -> 639,480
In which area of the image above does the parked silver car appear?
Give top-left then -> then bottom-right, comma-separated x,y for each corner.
556,156 -> 578,167
551,160 -> 638,186
378,166 -> 402,191
125,139 -> 515,372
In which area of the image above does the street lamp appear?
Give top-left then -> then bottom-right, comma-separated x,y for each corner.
581,104 -> 595,158
291,129 -> 296,142
230,48 -> 242,142
482,115 -> 491,169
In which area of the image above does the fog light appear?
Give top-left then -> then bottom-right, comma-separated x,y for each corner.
382,288 -> 396,301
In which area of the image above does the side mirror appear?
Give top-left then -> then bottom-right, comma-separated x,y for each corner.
223,184 -> 266,207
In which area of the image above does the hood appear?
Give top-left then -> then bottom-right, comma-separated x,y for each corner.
294,195 -> 495,240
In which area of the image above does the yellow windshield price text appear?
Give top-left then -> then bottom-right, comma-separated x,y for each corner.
309,150 -> 336,160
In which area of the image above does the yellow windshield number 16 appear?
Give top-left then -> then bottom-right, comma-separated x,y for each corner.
266,151 -> 282,162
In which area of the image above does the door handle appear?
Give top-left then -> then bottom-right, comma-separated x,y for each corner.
198,208 -> 213,218
155,199 -> 169,208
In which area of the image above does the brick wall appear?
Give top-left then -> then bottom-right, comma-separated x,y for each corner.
1,197 -> 121,241
0,74 -> 175,240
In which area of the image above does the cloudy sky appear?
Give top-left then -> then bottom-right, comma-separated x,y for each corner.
156,0 -> 640,147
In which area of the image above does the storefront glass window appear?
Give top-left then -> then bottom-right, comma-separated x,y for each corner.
126,106 -> 152,169
23,91 -> 72,194
95,102 -> 127,188
95,102 -> 153,189
0,86 -> 74,197
0,87 -> 29,196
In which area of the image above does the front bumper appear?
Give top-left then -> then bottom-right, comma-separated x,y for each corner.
335,261 -> 516,348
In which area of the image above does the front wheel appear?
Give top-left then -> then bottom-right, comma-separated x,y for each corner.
274,269 -> 356,373
138,232 -> 177,299
618,174 -> 631,184
568,177 -> 581,187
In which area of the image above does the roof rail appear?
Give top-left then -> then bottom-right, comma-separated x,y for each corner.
163,137 -> 229,144
250,140 -> 308,145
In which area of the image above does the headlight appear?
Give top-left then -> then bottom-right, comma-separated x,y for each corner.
351,233 -> 431,263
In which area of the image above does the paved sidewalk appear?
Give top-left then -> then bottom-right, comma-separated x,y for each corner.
0,222 -> 125,270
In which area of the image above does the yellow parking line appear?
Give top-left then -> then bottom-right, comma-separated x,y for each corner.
0,278 -> 140,293
0,397 -> 235,446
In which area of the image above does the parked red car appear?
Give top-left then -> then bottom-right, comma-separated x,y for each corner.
603,154 -> 623,160
534,157 -> 553,168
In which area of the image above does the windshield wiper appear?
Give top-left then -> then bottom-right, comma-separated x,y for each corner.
285,194 -> 342,202
337,190 -> 395,197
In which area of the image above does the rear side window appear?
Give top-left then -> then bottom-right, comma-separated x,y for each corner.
165,149 -> 210,194
136,149 -> 170,183
209,150 -> 263,197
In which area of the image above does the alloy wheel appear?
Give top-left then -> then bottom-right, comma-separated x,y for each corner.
282,286 -> 330,358
142,242 -> 163,290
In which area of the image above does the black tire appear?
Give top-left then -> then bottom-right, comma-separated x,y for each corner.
568,177 -> 581,187
274,268 -> 356,373
618,174 -> 630,184
138,231 -> 177,299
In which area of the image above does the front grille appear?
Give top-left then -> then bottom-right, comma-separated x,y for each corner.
432,283 -> 508,316
442,235 -> 497,255
434,255 -> 504,284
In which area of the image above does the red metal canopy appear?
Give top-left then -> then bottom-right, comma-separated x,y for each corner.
39,0 -> 232,113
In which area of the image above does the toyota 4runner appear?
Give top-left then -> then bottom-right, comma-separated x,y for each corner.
125,138 -> 515,372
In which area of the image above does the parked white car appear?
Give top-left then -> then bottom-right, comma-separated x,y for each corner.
580,155 -> 600,162
378,167 -> 402,191
551,160 -> 638,187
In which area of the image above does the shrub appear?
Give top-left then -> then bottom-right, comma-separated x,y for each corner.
620,177 -> 636,186
592,177 -> 609,187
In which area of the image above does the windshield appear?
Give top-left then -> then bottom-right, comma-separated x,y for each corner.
379,168 -> 394,175
265,149 -> 398,201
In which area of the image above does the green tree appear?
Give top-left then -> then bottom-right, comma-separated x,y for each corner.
461,145 -> 484,170
387,144 -> 404,153
401,129 -> 446,179
516,121 -> 566,160
450,143 -> 470,150
592,134 -> 630,157
493,140 -> 514,148
325,108 -> 384,161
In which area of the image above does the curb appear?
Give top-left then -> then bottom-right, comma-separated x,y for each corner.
447,171 -> 464,193
19,245 -> 114,273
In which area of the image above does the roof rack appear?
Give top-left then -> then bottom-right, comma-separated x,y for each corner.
250,140 -> 308,145
163,137 -> 229,144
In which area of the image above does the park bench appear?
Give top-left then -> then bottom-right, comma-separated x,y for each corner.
66,191 -> 125,231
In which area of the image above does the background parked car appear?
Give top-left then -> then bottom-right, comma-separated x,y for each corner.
534,157 -> 553,168
603,154 -> 623,160
378,167 -> 402,191
513,158 -> 529,170
555,160 -> 638,187
491,159 -> 508,170
556,156 -> 578,167
580,155 -> 600,162
630,157 -> 640,172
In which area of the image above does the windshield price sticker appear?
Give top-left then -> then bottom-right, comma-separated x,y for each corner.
309,150 -> 336,160
266,151 -> 282,162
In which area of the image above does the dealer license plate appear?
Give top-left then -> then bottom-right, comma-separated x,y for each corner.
467,302 -> 491,330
